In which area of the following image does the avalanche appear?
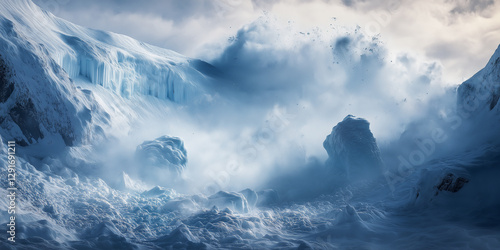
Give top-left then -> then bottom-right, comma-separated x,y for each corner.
0,0 -> 499,249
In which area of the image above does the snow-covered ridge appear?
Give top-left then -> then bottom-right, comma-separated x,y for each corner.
457,44 -> 500,115
0,14 -> 107,146
0,0 -> 214,104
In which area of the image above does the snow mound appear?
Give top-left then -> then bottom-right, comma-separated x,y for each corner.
323,115 -> 383,181
405,148 -> 500,215
78,221 -> 137,249
153,224 -> 205,249
17,219 -> 76,244
141,186 -> 176,198
208,191 -> 249,213
135,135 -> 187,177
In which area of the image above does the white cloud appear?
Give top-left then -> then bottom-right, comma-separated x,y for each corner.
33,0 -> 500,84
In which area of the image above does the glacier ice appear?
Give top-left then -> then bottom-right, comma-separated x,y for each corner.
57,33 -> 204,104
0,0 -> 217,106
0,17 -> 108,147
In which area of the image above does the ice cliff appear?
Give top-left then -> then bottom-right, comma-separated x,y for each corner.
0,17 -> 107,146
0,0 -> 215,105
0,0 -> 219,147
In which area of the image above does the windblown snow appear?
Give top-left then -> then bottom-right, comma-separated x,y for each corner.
0,0 -> 499,249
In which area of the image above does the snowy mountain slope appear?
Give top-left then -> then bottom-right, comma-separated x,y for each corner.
452,44 -> 500,148
458,44 -> 500,115
0,15 -> 108,147
0,0 -> 216,104
0,0 -> 221,148
0,0 -> 499,249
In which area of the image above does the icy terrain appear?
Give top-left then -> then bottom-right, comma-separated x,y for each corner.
0,0 -> 500,249
0,0 -> 216,105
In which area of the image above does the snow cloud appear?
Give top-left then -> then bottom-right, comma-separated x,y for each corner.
138,17 -> 453,194
32,0 -> 500,84
29,0 -> 500,194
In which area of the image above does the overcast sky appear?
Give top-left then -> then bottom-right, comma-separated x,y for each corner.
33,0 -> 500,84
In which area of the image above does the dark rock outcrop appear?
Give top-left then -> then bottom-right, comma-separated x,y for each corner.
323,115 -> 383,181
436,173 -> 469,193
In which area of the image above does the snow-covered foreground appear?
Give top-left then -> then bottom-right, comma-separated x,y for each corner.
1,0 -> 500,249
1,140 -> 500,249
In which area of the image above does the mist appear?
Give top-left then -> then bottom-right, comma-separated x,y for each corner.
81,15 -> 477,200
4,1 -> 500,248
